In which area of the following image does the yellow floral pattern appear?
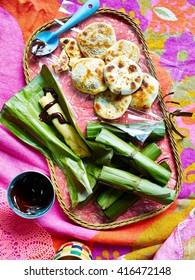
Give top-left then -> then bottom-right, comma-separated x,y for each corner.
183,237 -> 195,259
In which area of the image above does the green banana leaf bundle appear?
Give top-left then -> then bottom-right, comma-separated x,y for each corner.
0,65 -> 111,207
95,128 -> 171,186
96,142 -> 164,220
99,166 -> 175,205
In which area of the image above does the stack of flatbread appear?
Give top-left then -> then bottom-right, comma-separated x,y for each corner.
52,22 -> 159,120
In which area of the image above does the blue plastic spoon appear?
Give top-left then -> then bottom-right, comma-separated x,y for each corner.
31,0 -> 100,56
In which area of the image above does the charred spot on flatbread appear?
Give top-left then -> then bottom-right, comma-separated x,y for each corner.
60,37 -> 82,67
103,55 -> 143,95
77,22 -> 116,59
130,73 -> 159,110
105,39 -> 140,64
94,90 -> 132,120
71,58 -> 107,95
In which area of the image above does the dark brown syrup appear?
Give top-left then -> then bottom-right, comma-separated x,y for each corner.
10,173 -> 54,215
30,39 -> 46,55
39,87 -> 68,125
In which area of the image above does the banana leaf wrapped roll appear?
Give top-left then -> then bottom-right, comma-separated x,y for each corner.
103,193 -> 139,220
97,141 -> 164,217
95,128 -> 171,186
99,166 -> 175,205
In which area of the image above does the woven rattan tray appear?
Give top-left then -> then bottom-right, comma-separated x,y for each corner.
23,8 -> 182,230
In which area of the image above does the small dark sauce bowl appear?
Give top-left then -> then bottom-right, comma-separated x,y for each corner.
7,170 -> 55,219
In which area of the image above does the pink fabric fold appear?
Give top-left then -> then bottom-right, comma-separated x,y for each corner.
0,8 -> 49,189
154,208 -> 195,260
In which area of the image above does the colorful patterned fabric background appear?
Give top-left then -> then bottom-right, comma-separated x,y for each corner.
0,0 -> 195,260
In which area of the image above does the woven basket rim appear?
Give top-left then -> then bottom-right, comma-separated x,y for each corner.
23,8 -> 183,230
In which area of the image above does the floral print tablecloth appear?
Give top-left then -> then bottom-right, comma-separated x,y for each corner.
0,0 -> 195,260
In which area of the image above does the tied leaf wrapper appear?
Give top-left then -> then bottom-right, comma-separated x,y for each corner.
99,166 -> 176,205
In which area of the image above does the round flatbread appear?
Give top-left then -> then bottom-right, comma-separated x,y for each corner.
71,58 -> 107,95
77,22 -> 116,59
130,73 -> 159,110
105,39 -> 140,64
103,55 -> 143,95
94,90 -> 132,120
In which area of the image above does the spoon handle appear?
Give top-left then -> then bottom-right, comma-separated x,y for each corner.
53,0 -> 100,38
